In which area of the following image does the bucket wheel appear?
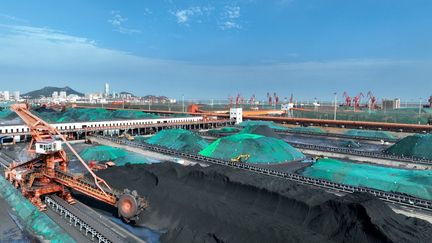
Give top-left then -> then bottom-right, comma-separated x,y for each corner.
117,189 -> 148,223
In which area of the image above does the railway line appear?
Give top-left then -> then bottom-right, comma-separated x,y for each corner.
45,195 -> 145,243
288,142 -> 432,165
95,135 -> 432,212
0,152 -> 146,243
199,129 -> 399,143
276,129 -> 399,143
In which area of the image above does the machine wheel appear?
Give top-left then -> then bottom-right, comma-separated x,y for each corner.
117,189 -> 142,222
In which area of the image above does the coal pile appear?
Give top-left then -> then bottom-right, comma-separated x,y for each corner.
239,124 -> 281,138
95,163 -> 432,243
146,129 -> 209,154
385,133 -> 432,160
199,133 -> 305,164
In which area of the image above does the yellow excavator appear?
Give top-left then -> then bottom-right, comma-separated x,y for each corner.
119,132 -> 134,141
231,154 -> 251,163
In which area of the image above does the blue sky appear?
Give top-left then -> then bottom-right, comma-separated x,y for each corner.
0,0 -> 431,100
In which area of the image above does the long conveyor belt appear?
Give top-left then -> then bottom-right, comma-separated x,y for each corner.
95,135 -> 432,212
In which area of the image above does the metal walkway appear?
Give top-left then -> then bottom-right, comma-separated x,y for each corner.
45,195 -> 146,243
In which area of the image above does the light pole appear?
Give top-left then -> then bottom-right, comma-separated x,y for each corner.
182,94 -> 185,113
419,97 -> 422,117
333,92 -> 337,120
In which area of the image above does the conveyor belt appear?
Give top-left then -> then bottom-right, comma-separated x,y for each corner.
96,135 -> 432,212
45,195 -> 145,243
288,142 -> 432,165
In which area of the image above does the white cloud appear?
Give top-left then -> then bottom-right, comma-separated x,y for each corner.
144,8 -> 152,16
219,5 -> 242,30
0,14 -> 28,23
0,24 -> 430,99
225,6 -> 241,19
220,21 -> 241,30
171,6 -> 213,25
108,11 -> 141,34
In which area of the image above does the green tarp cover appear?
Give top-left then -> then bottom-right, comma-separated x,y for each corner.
344,129 -> 396,140
301,158 -> 432,200
237,120 -> 288,130
146,129 -> 209,153
385,134 -> 432,160
0,175 -> 76,242
199,133 -> 305,164
79,145 -> 150,166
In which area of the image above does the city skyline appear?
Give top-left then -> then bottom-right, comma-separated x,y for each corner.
0,0 -> 432,100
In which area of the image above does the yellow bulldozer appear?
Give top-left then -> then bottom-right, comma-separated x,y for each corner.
231,154 -> 251,163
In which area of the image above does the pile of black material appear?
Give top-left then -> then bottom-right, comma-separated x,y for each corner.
239,124 -> 281,139
95,163 -> 432,243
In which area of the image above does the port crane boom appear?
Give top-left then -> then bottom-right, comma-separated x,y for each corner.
5,103 -> 148,222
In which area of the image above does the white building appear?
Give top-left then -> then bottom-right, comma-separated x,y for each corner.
52,91 -> 59,99
13,91 -> 20,101
3,91 -> 10,101
105,83 -> 110,97
230,108 -> 243,124
59,91 -> 67,99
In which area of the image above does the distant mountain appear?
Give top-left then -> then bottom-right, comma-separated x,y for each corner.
143,95 -> 170,103
23,86 -> 84,98
119,91 -> 134,97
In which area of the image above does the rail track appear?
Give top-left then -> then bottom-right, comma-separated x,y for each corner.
199,131 -> 429,165
289,142 -> 432,165
275,130 -> 399,143
199,130 -> 399,143
45,195 -> 145,243
96,135 -> 432,212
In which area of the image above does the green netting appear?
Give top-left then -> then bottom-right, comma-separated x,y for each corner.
110,110 -> 159,120
344,129 -> 396,140
79,145 -> 150,166
80,145 -> 127,161
385,134 -> 432,160
237,120 -> 288,130
301,158 -> 432,200
239,125 -> 281,138
289,126 -> 326,134
169,113 -> 192,117
34,108 -> 160,123
134,136 -> 149,143
0,175 -> 76,242
208,127 -> 241,135
145,129 -> 209,153
0,103 -> 13,119
292,107 -> 432,125
199,133 -> 305,164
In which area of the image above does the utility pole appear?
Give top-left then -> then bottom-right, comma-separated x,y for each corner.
419,98 -> 422,117
182,94 -> 185,113
333,92 -> 337,120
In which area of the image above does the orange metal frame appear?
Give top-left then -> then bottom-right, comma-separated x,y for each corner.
6,104 -> 118,210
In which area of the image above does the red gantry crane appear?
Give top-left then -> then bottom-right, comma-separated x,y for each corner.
353,92 -> 364,108
343,92 -> 351,107
367,91 -> 378,109
4,103 -> 148,222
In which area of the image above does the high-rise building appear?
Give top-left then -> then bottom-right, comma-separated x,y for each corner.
59,91 -> 67,99
52,91 -> 59,99
13,91 -> 20,101
3,91 -> 10,101
105,83 -> 110,97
